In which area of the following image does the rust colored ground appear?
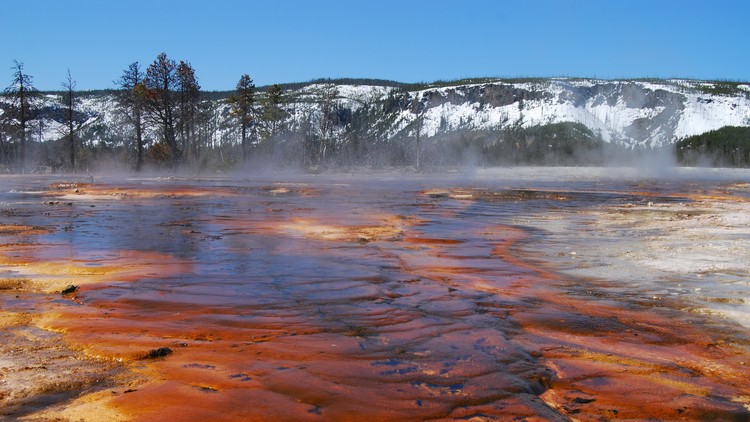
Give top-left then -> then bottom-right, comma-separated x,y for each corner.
0,174 -> 748,421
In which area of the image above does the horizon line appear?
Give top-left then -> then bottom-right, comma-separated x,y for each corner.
24,75 -> 750,94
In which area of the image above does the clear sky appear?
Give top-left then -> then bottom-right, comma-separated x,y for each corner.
1,0 -> 748,91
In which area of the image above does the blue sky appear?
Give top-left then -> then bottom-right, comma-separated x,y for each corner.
1,0 -> 748,91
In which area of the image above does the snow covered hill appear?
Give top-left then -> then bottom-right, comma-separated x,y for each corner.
363,78 -> 750,148
3,78 -> 750,151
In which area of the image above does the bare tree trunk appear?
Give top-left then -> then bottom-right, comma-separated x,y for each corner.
241,125 -> 247,163
135,108 -> 143,171
415,115 -> 422,171
20,116 -> 26,171
64,70 -> 76,171
411,92 -> 426,171
0,132 -> 6,167
165,103 -> 177,164
19,83 -> 26,171
68,109 -> 75,170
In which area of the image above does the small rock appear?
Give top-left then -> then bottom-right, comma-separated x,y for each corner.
308,405 -> 322,415
143,347 -> 173,359
61,285 -> 79,295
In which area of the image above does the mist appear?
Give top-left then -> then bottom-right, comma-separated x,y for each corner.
2,77 -> 747,178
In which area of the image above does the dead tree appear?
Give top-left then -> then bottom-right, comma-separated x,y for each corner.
61,69 -> 77,170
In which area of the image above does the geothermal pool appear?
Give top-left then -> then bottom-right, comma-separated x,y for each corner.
1,168 -> 749,420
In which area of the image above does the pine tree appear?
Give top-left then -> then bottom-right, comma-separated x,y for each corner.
263,84 -> 286,137
176,61 -> 201,162
228,74 -> 255,163
4,60 -> 38,170
144,53 -> 179,164
115,62 -> 147,171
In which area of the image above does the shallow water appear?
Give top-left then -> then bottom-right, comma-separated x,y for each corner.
1,169 -> 749,420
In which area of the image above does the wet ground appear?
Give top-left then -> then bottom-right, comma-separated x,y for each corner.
1,168 -> 749,421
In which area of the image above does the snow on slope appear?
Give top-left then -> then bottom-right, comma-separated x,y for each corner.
2,78 -> 749,149
674,91 -> 749,140
384,79 -> 750,148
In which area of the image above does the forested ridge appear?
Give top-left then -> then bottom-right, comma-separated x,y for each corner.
2,54 -> 749,173
676,126 -> 750,166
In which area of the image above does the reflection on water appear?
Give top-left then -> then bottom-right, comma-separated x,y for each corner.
1,170 -> 749,420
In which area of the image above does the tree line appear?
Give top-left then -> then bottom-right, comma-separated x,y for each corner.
5,55 -> 745,173
675,126 -> 750,166
0,54 -> 293,173
1,53 -> 425,173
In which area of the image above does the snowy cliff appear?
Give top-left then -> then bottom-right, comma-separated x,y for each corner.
4,78 -> 750,150
371,78 -> 750,148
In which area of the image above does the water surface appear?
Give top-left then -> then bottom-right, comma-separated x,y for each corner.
1,169 -> 749,420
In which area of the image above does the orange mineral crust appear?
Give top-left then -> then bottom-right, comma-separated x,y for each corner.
0,174 -> 748,420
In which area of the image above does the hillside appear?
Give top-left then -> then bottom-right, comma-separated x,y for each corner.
676,126 -> 750,166
1,77 -> 749,170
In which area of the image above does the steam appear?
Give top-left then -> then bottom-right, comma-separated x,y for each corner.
629,146 -> 678,179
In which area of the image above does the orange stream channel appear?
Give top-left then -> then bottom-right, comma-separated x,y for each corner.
0,174 -> 748,421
